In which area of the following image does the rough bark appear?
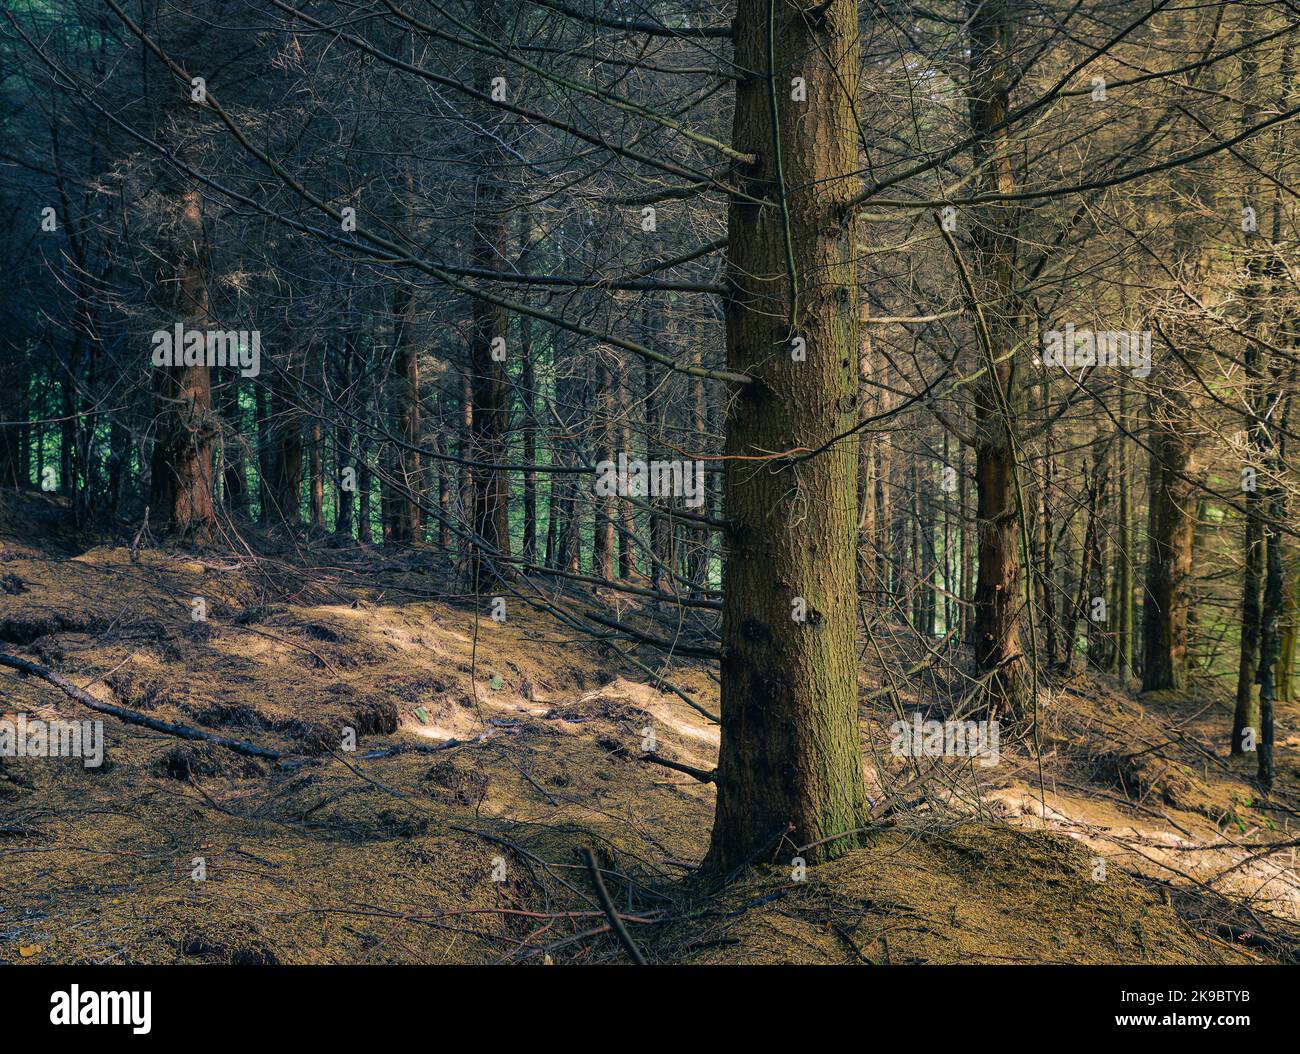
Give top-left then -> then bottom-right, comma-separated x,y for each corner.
145,8 -> 216,541
966,0 -> 1029,717
707,0 -> 869,871
1141,392 -> 1197,691
149,186 -> 216,540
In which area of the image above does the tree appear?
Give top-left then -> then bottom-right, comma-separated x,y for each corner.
707,0 -> 870,870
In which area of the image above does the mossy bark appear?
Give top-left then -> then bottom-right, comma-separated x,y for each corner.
707,0 -> 869,872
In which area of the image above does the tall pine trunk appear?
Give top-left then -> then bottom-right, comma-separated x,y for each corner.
707,0 -> 869,871
1141,392 -> 1197,691
966,0 -> 1028,717
149,186 -> 216,540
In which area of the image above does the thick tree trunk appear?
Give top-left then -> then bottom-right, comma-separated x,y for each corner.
966,0 -> 1029,717
143,7 -> 216,540
707,0 -> 869,871
149,187 -> 216,540
1140,10 -> 1220,691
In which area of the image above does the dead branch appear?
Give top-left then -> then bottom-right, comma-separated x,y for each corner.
0,651 -> 288,762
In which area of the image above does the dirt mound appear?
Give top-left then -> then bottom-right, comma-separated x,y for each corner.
1095,749 -> 1222,816
658,825 -> 1236,965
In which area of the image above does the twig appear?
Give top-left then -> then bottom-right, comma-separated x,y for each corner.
581,848 -> 648,965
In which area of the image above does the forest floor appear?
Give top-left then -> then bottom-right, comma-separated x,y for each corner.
2,488 -> 1300,964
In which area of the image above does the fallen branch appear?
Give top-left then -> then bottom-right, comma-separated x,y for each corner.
0,651 -> 287,762
581,848 -> 649,966
639,751 -> 716,784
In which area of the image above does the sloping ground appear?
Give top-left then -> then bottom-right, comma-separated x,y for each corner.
657,825 -> 1227,964
0,490 -> 1292,964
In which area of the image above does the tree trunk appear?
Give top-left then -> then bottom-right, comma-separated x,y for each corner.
1234,471 -> 1264,750
1141,391 -> 1197,691
1060,445 -> 1109,672
966,0 -> 1029,717
334,335 -> 355,536
149,186 -> 216,540
687,360 -> 712,592
0,351 -> 25,488
382,288 -> 422,545
856,254 -> 880,602
1279,567 -> 1299,702
1234,38 -> 1266,751
520,298 -> 538,563
617,354 -> 637,579
1114,386 -> 1134,679
309,399 -> 324,529
707,0 -> 869,871
219,365 -> 248,516
1257,478 -> 1284,787
467,0 -> 511,583
265,352 -> 303,528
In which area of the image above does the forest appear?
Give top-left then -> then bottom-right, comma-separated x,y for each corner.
2,0 -> 1300,978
